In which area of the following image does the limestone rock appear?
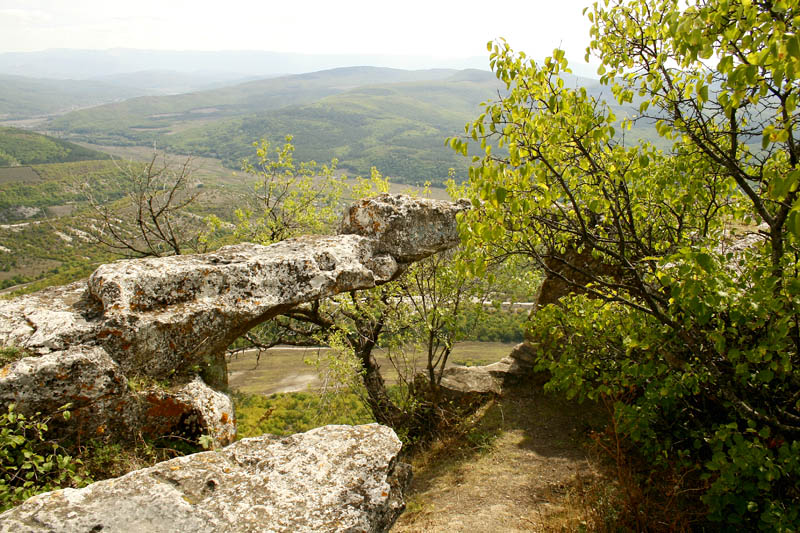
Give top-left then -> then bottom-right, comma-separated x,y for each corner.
1,195 -> 466,387
440,358 -> 516,395
341,193 -> 469,263
0,424 -> 411,533
508,341 -> 537,368
0,347 -> 234,445
439,343 -> 540,397
131,377 -> 236,448
0,194 -> 466,447
88,235 -> 392,383
0,281 -> 101,355
0,346 -> 127,437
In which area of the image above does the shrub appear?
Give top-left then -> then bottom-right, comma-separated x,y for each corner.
0,404 -> 85,511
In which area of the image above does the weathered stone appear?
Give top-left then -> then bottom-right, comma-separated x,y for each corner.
0,346 -> 123,414
438,342 -> 541,397
0,347 -> 234,445
1,195 -> 466,388
0,424 -> 410,533
131,377 -> 236,448
0,281 -> 102,355
0,193 -> 465,448
0,346 -> 128,437
508,341 -> 537,367
88,235 -> 393,383
341,193 -> 469,263
440,357 -> 517,396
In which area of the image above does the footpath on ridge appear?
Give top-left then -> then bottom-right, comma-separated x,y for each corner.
393,382 -> 605,532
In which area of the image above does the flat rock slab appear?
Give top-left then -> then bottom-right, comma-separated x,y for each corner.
0,424 -> 411,533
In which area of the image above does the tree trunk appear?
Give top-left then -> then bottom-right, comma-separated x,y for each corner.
357,346 -> 404,427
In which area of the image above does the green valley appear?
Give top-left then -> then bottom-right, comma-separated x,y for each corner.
44,66 -> 642,184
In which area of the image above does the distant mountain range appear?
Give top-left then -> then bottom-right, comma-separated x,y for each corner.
0,51 -> 618,185
42,66 -> 618,183
0,48 -> 491,80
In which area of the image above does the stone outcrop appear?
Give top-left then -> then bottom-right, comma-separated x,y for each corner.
0,194 -> 468,528
439,342 -> 540,396
0,424 -> 410,533
341,194 -> 471,262
0,194 -> 465,445
0,344 -> 237,446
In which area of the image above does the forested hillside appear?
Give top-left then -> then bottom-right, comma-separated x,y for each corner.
0,127 -> 108,165
44,67 -> 637,184
161,71 -> 507,181
47,66 -> 461,140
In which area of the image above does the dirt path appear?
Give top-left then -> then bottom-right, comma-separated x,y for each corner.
393,385 -> 605,532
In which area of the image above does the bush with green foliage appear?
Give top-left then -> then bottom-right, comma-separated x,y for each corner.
455,0 -> 800,529
456,307 -> 527,343
234,391 -> 372,439
0,404 -> 85,512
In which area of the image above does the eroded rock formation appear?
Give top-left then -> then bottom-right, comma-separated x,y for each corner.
0,194 -> 466,446
0,194 -> 470,530
0,424 -> 410,533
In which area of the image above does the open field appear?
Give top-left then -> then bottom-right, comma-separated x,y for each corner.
227,341 -> 516,396
0,166 -> 40,185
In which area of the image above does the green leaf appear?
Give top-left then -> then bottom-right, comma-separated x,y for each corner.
696,252 -> 714,272
495,187 -> 508,204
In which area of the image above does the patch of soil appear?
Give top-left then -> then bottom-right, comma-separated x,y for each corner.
393,384 -> 606,532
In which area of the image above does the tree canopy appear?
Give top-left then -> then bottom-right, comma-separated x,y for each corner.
455,0 -> 800,528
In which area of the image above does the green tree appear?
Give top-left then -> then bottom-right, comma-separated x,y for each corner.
454,0 -> 800,528
233,135 -> 347,244
232,164 -> 490,439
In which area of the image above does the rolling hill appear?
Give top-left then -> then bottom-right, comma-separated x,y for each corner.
0,127 -> 109,166
47,67 -> 510,183
47,66 -> 627,184
47,67 -> 462,142
0,75 -> 146,120
160,70 -> 507,182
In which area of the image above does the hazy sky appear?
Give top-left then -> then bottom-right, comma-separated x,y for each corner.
0,0 -> 594,61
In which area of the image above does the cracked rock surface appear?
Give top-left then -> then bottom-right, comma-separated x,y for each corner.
0,194 -> 464,442
1,194 -> 465,390
0,424 -> 411,533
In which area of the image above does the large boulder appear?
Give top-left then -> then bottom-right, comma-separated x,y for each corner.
0,424 -> 410,533
341,193 -> 469,262
131,377 -> 236,448
438,342 -> 542,397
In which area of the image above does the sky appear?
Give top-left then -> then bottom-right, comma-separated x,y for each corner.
0,0 -> 595,64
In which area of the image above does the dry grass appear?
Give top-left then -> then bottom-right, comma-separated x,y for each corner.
393,384 -> 609,533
